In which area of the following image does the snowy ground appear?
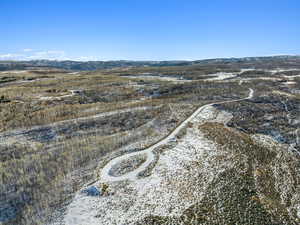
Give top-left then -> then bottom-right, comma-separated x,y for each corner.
124,71 -> 244,83
55,90 -> 253,225
99,89 -> 252,182
61,108 -> 232,225
38,89 -> 82,100
204,72 -> 238,81
0,70 -> 27,74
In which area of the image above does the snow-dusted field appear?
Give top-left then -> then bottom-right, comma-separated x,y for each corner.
99,89 -> 253,182
62,109 -> 231,225
124,75 -> 189,82
55,89 -> 253,225
0,70 -> 27,74
204,72 -> 238,81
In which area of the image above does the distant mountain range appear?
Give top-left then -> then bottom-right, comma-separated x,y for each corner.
0,55 -> 299,71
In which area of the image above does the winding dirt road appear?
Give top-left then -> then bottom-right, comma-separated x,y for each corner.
100,88 -> 254,182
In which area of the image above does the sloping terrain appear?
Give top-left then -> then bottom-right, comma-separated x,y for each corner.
0,57 -> 299,225
61,103 -> 299,225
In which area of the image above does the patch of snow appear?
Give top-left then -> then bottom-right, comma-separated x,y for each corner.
272,90 -> 295,98
269,68 -> 300,74
284,81 -> 297,85
1,70 -> 27,74
283,75 -> 300,79
124,75 -> 191,83
64,128 -> 223,225
60,89 -> 254,225
205,72 -> 237,81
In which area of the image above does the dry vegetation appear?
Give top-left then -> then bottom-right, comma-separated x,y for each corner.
136,122 -> 299,225
215,78 -> 300,151
1,60 -> 300,225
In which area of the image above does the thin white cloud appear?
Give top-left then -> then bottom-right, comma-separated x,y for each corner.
0,53 -> 23,60
46,50 -> 65,54
73,56 -> 101,61
0,50 -> 100,61
24,50 -> 67,60
23,48 -> 33,52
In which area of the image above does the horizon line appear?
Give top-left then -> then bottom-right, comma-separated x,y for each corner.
0,54 -> 299,63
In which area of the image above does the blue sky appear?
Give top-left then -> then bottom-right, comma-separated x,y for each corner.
1,0 -> 300,61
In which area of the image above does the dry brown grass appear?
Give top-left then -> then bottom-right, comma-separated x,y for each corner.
2,66 -> 294,225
